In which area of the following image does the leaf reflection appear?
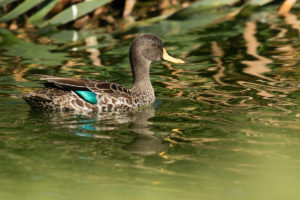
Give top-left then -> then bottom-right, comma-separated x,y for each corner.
241,21 -> 274,82
211,41 -> 227,85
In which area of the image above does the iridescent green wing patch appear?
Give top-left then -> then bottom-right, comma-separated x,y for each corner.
75,91 -> 97,104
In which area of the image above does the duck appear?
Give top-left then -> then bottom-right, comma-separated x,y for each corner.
22,34 -> 184,112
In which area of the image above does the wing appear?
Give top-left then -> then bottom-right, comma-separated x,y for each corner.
38,75 -> 133,106
39,75 -> 131,95
39,75 -> 90,91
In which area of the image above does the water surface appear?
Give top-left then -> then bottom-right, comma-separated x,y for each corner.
0,5 -> 300,200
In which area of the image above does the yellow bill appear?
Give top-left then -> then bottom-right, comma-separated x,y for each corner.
162,48 -> 185,64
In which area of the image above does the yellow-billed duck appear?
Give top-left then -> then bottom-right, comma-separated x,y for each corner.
22,34 -> 184,112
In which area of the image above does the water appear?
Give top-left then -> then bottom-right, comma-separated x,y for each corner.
1,4 -> 300,200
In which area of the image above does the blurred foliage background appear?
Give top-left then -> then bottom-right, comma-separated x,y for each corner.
0,0 -> 298,82
0,0 -> 296,32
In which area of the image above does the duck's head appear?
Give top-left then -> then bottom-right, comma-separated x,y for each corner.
129,34 -> 184,65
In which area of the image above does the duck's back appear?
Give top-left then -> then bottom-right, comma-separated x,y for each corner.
22,76 -> 137,112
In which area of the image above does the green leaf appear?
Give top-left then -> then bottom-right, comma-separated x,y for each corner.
28,0 -> 58,27
169,0 -> 239,20
0,0 -> 44,22
0,0 -> 19,7
247,0 -> 274,6
47,0 -> 111,26
0,28 -> 68,66
128,7 -> 241,36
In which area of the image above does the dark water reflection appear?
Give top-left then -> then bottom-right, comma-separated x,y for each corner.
25,105 -> 167,155
0,5 -> 300,200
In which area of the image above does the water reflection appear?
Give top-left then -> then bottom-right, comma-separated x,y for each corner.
125,106 -> 168,155
282,12 -> 300,32
211,41 -> 227,85
241,21 -> 274,82
85,36 -> 102,66
183,14 -> 300,113
27,105 -> 167,156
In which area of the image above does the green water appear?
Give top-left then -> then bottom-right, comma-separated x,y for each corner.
1,4 -> 300,200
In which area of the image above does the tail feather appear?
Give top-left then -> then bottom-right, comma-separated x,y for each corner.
22,94 -> 54,110
20,88 -> 68,110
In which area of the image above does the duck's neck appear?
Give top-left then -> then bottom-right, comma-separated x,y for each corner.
130,56 -> 155,100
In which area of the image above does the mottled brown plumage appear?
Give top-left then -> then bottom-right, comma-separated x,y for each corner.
22,34 -> 184,112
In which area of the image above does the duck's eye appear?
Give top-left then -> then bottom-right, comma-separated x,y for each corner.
142,46 -> 162,61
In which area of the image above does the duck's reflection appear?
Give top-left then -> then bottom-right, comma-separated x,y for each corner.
124,106 -> 168,155
27,105 -> 167,155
